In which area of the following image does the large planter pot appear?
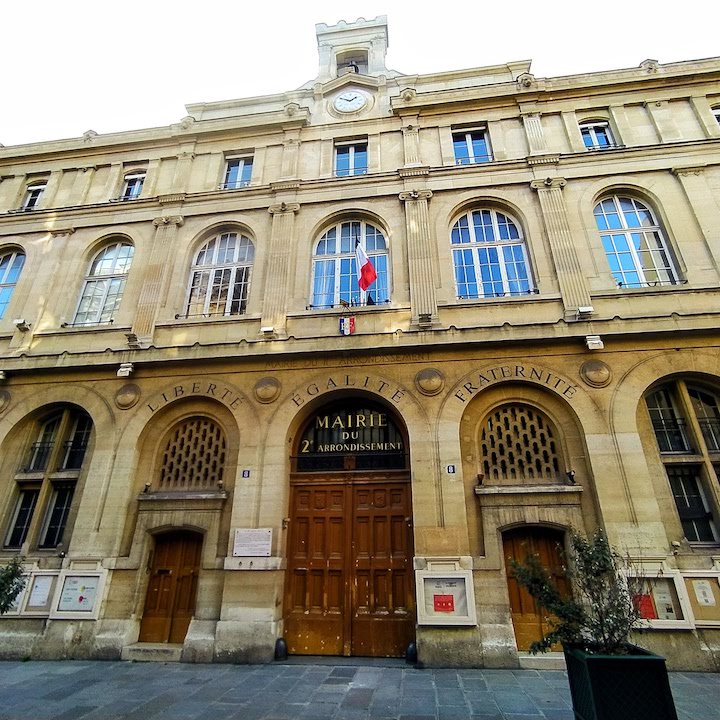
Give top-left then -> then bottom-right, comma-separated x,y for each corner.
563,645 -> 678,720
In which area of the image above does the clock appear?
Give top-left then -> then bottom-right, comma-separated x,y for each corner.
333,91 -> 367,113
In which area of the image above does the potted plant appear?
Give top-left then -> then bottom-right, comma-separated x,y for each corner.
511,529 -> 677,720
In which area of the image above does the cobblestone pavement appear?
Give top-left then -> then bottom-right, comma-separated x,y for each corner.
0,660 -> 717,720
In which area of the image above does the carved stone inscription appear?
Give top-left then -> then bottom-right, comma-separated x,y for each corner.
453,365 -> 577,403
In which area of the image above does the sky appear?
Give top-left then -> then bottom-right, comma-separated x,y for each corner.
2,1 -> 718,147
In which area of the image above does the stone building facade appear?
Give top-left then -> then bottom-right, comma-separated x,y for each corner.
1,16 -> 719,669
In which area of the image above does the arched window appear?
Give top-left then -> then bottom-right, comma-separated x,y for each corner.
480,404 -> 562,484
185,232 -> 254,317
0,249 -> 25,319
645,380 -> 720,543
593,195 -> 678,288
158,416 -> 226,491
451,208 -> 533,299
4,407 -> 92,550
311,220 -> 389,308
73,241 -> 134,325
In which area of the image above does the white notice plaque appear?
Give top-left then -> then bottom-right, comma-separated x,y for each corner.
693,580 -> 717,607
233,528 -> 272,557
57,575 -> 100,613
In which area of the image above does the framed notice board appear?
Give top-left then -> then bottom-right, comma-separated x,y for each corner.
416,569 -> 477,626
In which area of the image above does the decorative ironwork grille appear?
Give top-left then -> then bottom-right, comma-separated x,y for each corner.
159,417 -> 226,490
481,404 -> 561,483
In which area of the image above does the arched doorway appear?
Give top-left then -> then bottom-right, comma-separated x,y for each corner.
503,526 -> 569,651
284,399 -> 415,657
139,530 -> 202,644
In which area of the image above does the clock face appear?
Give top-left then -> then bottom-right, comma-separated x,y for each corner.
333,91 -> 367,113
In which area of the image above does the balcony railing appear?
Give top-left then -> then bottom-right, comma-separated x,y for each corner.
60,441 -> 88,471
21,442 -> 54,472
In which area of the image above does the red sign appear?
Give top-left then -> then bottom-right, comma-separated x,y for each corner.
434,594 -> 454,612
633,593 -> 658,619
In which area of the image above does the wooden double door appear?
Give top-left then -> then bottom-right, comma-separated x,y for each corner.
503,526 -> 569,651
139,530 -> 202,644
284,475 -> 415,657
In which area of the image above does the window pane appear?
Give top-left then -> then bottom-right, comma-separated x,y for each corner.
5,489 -> 39,548
39,483 -> 75,548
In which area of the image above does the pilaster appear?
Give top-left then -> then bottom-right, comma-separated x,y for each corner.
401,120 -> 421,166
521,112 -> 547,155
103,163 -> 123,201
672,166 -> 720,273
399,190 -> 437,328
530,178 -> 592,319
645,100 -> 681,142
688,96 -> 720,139
130,215 -> 184,345
171,147 -> 196,193
281,133 -> 301,179
260,202 -> 301,336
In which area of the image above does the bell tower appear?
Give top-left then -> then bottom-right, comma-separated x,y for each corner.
315,15 -> 390,82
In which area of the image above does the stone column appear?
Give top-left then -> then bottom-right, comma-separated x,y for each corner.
672,166 -> 720,271
531,178 -> 592,319
260,202 -> 300,336
399,190 -> 437,327
130,215 -> 184,345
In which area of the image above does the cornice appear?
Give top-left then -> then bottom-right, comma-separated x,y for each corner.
390,57 -> 720,116
2,308 -> 720,376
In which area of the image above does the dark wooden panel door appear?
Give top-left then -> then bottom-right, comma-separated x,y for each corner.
503,527 -> 568,651
352,483 -> 414,657
284,484 -> 347,655
285,477 -> 415,657
139,531 -> 202,644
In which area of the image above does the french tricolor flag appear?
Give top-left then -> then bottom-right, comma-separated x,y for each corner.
339,317 -> 355,335
355,241 -> 377,291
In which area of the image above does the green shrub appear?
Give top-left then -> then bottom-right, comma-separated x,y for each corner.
0,557 -> 27,615
511,529 -> 641,654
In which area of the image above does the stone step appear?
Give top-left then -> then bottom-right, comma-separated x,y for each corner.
517,652 -> 566,670
121,643 -> 183,663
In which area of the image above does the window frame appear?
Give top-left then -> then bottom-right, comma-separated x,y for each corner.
120,171 -> 146,201
594,195 -> 679,289
310,219 -> 390,309
0,248 -> 26,320
579,120 -> 616,150
183,231 -> 255,318
334,139 -> 368,177
72,240 -> 135,326
222,156 -> 253,190
22,182 -> 47,211
712,106 -> 720,125
452,128 -> 493,165
4,408 -> 92,551
646,380 -> 720,546
450,207 -> 534,300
